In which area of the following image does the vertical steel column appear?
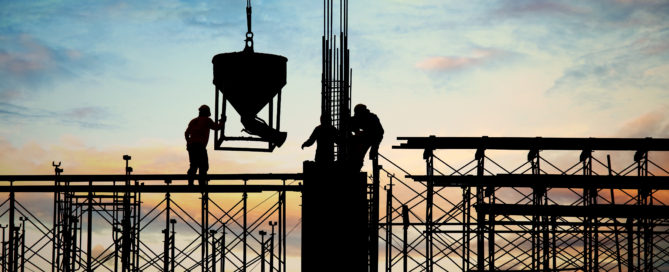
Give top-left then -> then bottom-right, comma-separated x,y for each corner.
1,224 -> 6,272
210,230 -> 217,272
278,185 -> 284,272
221,224 -> 225,272
529,148 -> 539,272
463,186 -> 471,272
122,155 -> 132,272
260,231 -> 266,272
170,219 -> 176,272
135,181 -> 141,272
424,146 -> 434,272
243,180 -> 248,272
552,216 -> 557,271
19,217 -> 25,272
113,179 -> 119,272
542,189 -> 549,272
637,150 -> 651,272
476,148 -> 486,271
627,218 -> 633,272
87,180 -> 93,272
385,174 -> 394,272
401,205 -> 409,272
164,181 -> 171,272
282,181 -> 287,272
270,221 -> 276,271
52,162 -> 62,272
201,191 -> 209,272
8,182 -> 15,272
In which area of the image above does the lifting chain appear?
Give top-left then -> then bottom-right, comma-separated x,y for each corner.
244,0 -> 254,52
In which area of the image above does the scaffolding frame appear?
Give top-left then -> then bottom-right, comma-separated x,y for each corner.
376,136 -> 669,272
0,164 -> 301,272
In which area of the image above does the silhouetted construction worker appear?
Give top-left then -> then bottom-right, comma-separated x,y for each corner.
185,105 -> 223,186
350,104 -> 384,170
302,115 -> 338,164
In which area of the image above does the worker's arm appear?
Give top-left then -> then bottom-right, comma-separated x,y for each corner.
302,127 -> 318,149
209,118 -> 224,131
185,122 -> 191,141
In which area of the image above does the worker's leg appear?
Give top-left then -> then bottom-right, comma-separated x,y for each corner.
369,136 -> 383,160
352,137 -> 370,171
198,148 -> 209,187
186,144 -> 199,186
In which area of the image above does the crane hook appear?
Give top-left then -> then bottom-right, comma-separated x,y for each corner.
244,0 -> 254,52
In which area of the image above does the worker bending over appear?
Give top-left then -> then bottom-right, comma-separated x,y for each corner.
350,104 -> 384,171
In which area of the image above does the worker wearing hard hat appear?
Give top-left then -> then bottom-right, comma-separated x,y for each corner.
350,104 -> 384,170
185,105 -> 223,186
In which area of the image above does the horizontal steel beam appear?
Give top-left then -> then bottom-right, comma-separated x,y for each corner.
476,203 -> 669,219
0,173 -> 303,182
408,174 -> 669,189
394,136 -> 669,151
0,184 -> 302,193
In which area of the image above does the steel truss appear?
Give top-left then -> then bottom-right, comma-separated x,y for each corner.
0,158 -> 302,272
376,137 -> 669,272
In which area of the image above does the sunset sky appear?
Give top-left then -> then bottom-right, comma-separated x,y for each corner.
1,0 -> 669,175
2,1 -> 669,270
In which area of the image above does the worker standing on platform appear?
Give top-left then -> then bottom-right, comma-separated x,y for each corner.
302,115 -> 338,165
350,104 -> 384,170
185,105 -> 223,186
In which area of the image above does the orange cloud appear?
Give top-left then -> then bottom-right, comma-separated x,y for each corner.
415,49 -> 502,72
616,108 -> 669,138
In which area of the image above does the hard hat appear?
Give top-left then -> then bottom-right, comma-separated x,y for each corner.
199,105 -> 211,116
354,104 -> 367,115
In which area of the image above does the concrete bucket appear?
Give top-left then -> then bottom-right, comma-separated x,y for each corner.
212,51 -> 288,147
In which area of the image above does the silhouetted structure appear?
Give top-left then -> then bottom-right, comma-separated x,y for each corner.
2,137 -> 668,272
212,0 -> 287,152
320,0 -> 352,163
384,136 -> 669,272
185,105 -> 223,186
0,157 -> 301,272
301,0 -> 382,271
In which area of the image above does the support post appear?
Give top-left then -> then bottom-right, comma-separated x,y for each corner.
164,181 -> 171,272
171,219 -> 176,272
401,205 -> 409,272
627,218 -> 633,272
201,191 -> 209,272
424,145 -> 434,272
210,230 -> 217,272
87,180 -> 93,272
8,183 -> 14,272
270,221 -> 277,271
476,148 -> 485,271
19,217 -> 25,272
122,155 -> 132,272
260,230 -> 267,272
385,174 -> 394,272
243,180 -> 248,272
221,224 -> 225,272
